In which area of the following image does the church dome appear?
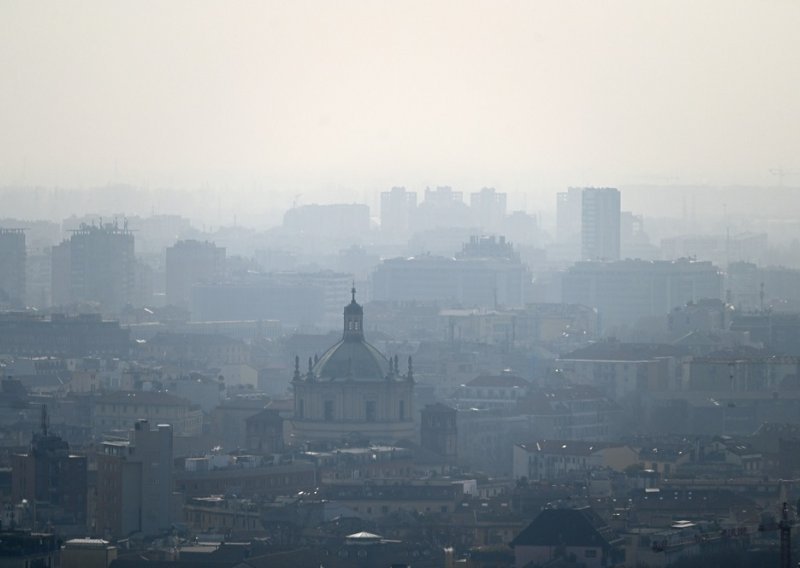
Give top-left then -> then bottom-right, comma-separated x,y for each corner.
313,338 -> 390,380
308,286 -> 393,381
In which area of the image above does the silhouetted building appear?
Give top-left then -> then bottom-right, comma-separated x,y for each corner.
581,187 -> 620,261
414,186 -> 474,231
470,187 -> 507,231
380,186 -> 417,236
11,406 -> 87,529
420,403 -> 457,461
51,222 -> 135,313
292,288 -> 415,444
165,239 -> 225,309
95,420 -> 173,539
0,228 -> 26,307
0,530 -> 60,566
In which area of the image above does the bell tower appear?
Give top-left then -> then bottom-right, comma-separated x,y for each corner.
343,285 -> 364,342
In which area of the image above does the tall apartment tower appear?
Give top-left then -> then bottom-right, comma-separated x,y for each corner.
470,187 -> 507,231
380,187 -> 417,236
581,187 -> 620,261
51,222 -> 135,313
0,228 -> 26,307
95,420 -> 173,539
165,240 -> 226,309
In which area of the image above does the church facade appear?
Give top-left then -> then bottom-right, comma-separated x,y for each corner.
292,289 -> 415,444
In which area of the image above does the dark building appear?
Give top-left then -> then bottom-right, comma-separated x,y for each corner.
11,406 -> 88,529
0,531 -> 60,566
511,507 -> 623,568
420,403 -> 457,461
0,312 -> 130,357
51,222 -> 135,313
0,227 -> 26,307
245,409 -> 284,454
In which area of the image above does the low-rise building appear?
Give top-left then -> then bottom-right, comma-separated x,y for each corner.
512,440 -> 639,481
452,372 -> 530,410
321,480 -> 464,519
89,390 -> 202,437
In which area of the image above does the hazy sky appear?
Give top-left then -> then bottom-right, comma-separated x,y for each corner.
1,1 -> 799,198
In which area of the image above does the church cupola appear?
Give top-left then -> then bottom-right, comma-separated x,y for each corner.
343,285 -> 364,342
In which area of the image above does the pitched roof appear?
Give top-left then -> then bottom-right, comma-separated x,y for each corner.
511,507 -> 618,549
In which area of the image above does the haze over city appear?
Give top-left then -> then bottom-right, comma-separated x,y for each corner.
2,2 -> 800,568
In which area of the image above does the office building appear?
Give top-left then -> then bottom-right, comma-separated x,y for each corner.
581,187 -> 621,261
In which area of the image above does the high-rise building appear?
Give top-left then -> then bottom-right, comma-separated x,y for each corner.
380,186 -> 417,237
51,222 -> 135,313
165,240 -> 225,309
95,420 -> 173,539
0,228 -> 26,307
470,187 -> 507,231
581,187 -> 621,261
